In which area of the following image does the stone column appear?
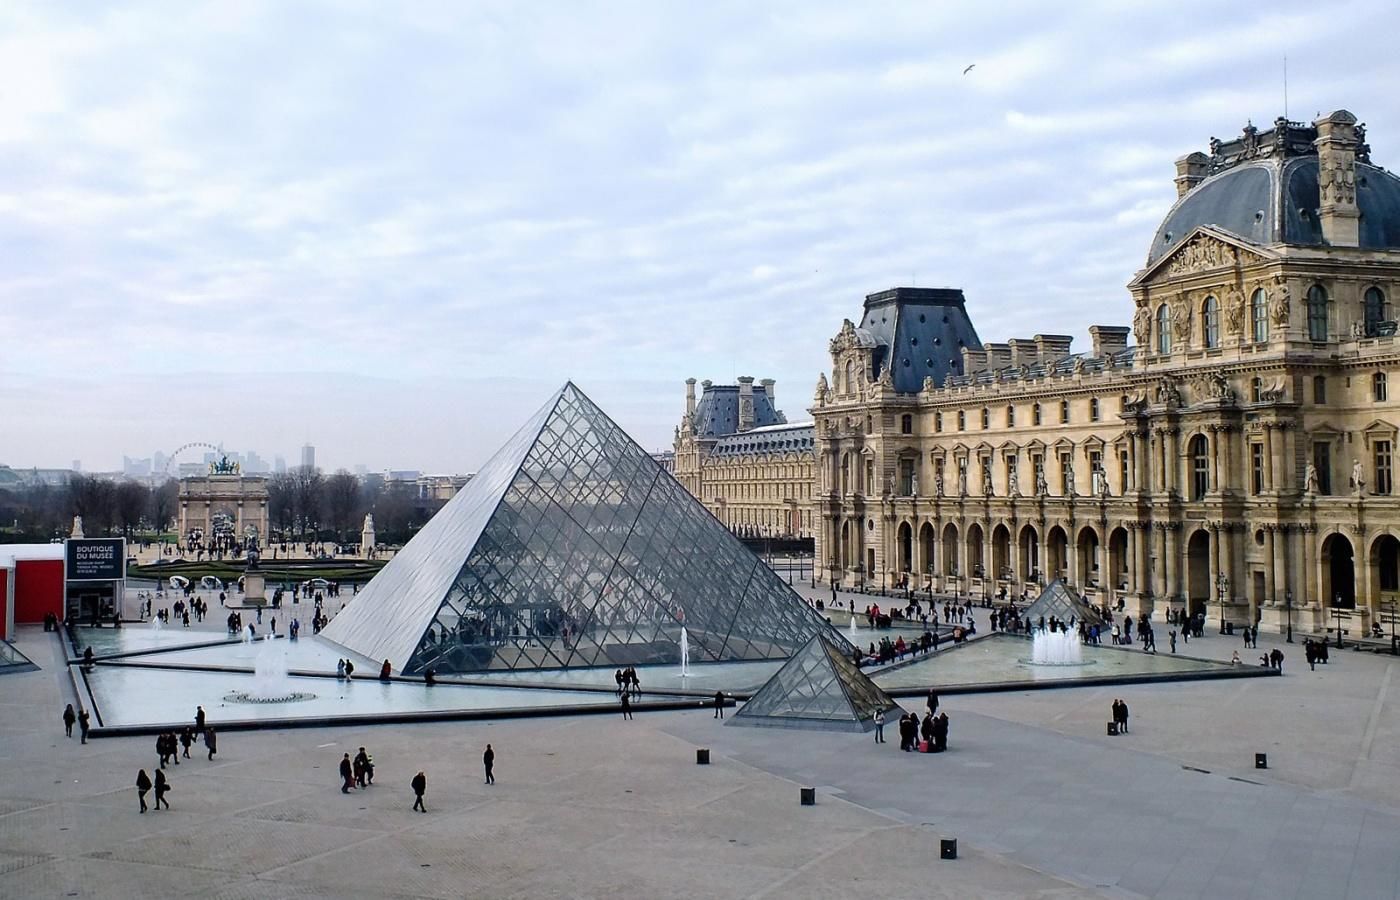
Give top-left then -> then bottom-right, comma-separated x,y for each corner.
1265,425 -> 1278,493
1263,525 -> 1277,605
1304,524 -> 1320,605
1208,427 -> 1221,494
1098,531 -> 1110,596
1165,525 -> 1181,603
1208,524 -> 1222,619
1221,523 -> 1236,610
1155,523 -> 1168,600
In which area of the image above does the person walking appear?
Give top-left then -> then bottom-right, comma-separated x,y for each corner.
873,709 -> 886,744
340,753 -> 355,793
411,771 -> 427,812
1118,699 -> 1130,734
926,689 -> 939,716
78,709 -> 90,744
204,727 -> 217,760
156,733 -> 168,769
136,769 -> 152,813
154,769 -> 171,810
483,744 -> 495,785
180,727 -> 194,759
713,690 -> 725,719
63,703 -> 76,738
620,691 -> 633,720
195,706 -> 206,733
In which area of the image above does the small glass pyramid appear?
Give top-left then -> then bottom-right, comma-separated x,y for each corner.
324,382 -> 837,674
1022,579 -> 1106,627
730,633 -> 901,732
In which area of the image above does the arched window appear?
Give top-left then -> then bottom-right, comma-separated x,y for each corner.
934,412 -> 943,432
1060,400 -> 1070,424
844,360 -> 855,394
957,411 -> 966,431
1156,304 -> 1171,354
1089,398 -> 1100,421
1189,434 -> 1210,501
1202,295 -> 1220,348
1374,371 -> 1389,403
1032,403 -> 1042,426
1308,284 -> 1329,341
981,407 -> 990,429
900,414 -> 913,435
1006,405 -> 1015,427
1251,288 -> 1269,343
1365,287 -> 1389,337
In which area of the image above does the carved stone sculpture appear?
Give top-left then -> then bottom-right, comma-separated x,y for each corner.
1008,469 -> 1020,497
1304,462 -> 1319,495
982,468 -> 994,496
1271,279 -> 1291,326
934,473 -> 945,497
1224,289 -> 1246,334
1352,459 -> 1366,494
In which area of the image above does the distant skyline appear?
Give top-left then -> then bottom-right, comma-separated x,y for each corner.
3,2 -> 1398,472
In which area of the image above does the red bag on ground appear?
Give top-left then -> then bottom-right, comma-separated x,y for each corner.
918,740 -> 930,753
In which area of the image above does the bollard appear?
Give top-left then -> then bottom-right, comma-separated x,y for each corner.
1255,752 -> 1267,769
696,748 -> 710,765
800,786 -> 816,806
940,838 -> 957,860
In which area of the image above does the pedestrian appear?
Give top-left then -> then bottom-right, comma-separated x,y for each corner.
340,753 -> 355,792
620,691 -> 633,720
156,733 -> 168,769
180,727 -> 194,759
354,748 -> 368,788
411,771 -> 427,812
713,690 -> 725,719
154,768 -> 171,810
874,709 -> 886,744
344,659 -> 354,680
483,743 -> 495,785
195,706 -> 206,733
1169,631 -> 1177,654
204,726 -> 217,760
136,769 -> 152,813
63,703 -> 76,738
337,658 -> 346,680
78,709 -> 90,744
926,689 -> 939,716
1119,699 -> 1130,734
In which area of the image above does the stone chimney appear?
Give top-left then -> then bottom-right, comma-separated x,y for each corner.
1089,325 -> 1130,359
984,342 -> 1012,371
1034,334 -> 1074,363
960,346 -> 989,375
760,378 -> 776,414
685,378 -> 697,418
1174,152 -> 1210,198
737,376 -> 755,432
1008,338 -> 1038,368
1314,109 -> 1361,247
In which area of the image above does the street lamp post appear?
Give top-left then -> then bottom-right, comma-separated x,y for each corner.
1335,595 -> 1345,649
1217,573 -> 1229,634
1284,588 -> 1293,643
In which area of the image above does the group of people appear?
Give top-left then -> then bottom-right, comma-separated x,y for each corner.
60,703 -> 91,743
613,667 -> 642,696
888,709 -> 948,753
337,743 -> 496,813
1305,639 -> 1329,669
134,707 -> 216,813
1110,699 -> 1130,734
336,658 -> 357,679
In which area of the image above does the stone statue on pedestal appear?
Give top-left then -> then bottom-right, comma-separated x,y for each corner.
1351,459 -> 1366,494
361,513 -> 378,559
1304,462 -> 1319,495
70,516 -> 84,539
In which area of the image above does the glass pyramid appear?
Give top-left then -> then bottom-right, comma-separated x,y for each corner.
730,633 -> 901,732
324,382 -> 838,675
1023,579 -> 1106,628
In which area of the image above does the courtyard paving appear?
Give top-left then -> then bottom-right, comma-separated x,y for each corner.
4,612 -> 1400,898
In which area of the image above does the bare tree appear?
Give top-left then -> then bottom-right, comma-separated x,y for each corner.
291,466 -> 324,540
114,481 -> 150,536
323,470 -> 362,541
68,474 -> 116,535
267,472 -> 296,541
149,478 -> 178,534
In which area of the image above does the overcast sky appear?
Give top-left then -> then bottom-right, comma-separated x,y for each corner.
3,1 -> 1397,474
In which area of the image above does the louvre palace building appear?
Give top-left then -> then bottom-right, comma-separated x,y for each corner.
672,377 -> 816,539
808,109 -> 1400,636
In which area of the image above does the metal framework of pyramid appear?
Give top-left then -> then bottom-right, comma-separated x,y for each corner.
324,382 -> 838,675
1023,579 -> 1106,628
729,633 -> 902,732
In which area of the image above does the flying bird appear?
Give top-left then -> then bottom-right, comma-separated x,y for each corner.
962,64 -> 976,75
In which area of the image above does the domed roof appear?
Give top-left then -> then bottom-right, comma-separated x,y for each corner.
1148,158 -> 1400,265
1147,114 -> 1400,265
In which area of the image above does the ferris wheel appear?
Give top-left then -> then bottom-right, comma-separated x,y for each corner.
163,442 -> 224,477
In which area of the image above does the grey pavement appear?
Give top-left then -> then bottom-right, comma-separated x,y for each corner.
6,617 -> 1400,898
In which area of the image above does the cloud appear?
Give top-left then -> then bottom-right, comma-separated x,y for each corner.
2,0 -> 1398,472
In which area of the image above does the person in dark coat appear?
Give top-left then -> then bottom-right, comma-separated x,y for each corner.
180,727 -> 194,759
136,769 -> 152,813
78,710 -> 90,744
204,727 -> 217,760
620,691 -> 633,720
154,769 -> 171,810
156,733 -> 168,768
195,706 -> 206,733
63,704 -> 76,738
411,771 -> 427,812
483,744 -> 495,785
379,659 -> 392,681
713,690 -> 725,719
926,689 -> 939,716
932,712 -> 949,752
340,753 -> 355,792
920,712 -> 935,749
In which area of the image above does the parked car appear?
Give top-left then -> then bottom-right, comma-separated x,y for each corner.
301,577 -> 331,592
168,575 -> 190,590
199,576 -> 223,591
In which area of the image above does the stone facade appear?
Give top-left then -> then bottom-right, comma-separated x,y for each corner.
178,473 -> 270,545
673,377 -> 816,538
813,110 -> 1400,637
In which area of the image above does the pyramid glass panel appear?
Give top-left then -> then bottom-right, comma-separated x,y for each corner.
324,382 -> 838,675
1023,579 -> 1106,628
731,634 -> 902,732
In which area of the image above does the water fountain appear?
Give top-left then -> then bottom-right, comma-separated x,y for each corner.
149,617 -> 163,642
849,609 -> 858,637
225,635 -> 315,704
680,626 -> 691,678
1028,629 -> 1089,666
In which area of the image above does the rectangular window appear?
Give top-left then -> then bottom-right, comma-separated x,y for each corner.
1314,442 -> 1332,495
898,458 -> 915,495
957,411 -> 965,431
1251,443 -> 1265,495
1314,376 -> 1327,405
1119,450 -> 1130,492
1377,441 -> 1393,495
900,414 -> 913,435
981,408 -> 990,429
1060,400 -> 1070,424
1375,372 -> 1389,403
934,412 -> 943,433
1032,454 -> 1045,492
1089,450 -> 1103,493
